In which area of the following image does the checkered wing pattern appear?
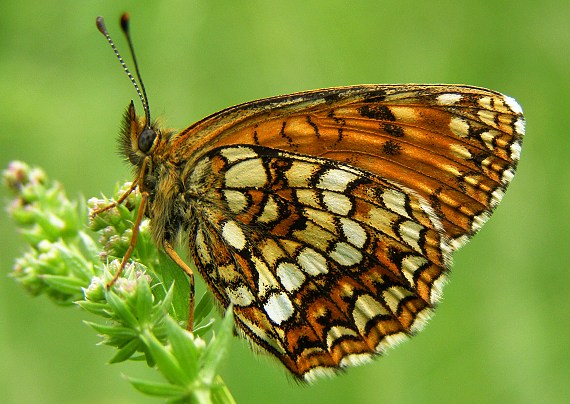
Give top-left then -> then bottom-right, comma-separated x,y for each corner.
176,85 -> 524,380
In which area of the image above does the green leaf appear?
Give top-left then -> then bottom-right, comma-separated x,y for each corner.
109,338 -> 142,363
134,276 -> 153,324
83,321 -> 137,339
78,230 -> 100,263
77,301 -> 110,317
154,284 -> 175,325
56,245 -> 93,281
157,251 -> 191,323
194,291 -> 215,327
4,165 -> 236,402
40,274 -> 85,295
211,375 -> 237,404
194,318 -> 215,338
201,307 -> 234,386
105,289 -> 139,328
127,376 -> 188,398
140,329 -> 188,386
165,317 -> 199,382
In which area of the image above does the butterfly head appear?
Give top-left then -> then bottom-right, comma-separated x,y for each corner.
118,100 -> 161,166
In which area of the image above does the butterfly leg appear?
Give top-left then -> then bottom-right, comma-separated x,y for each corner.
106,189 -> 149,288
90,179 -> 138,218
163,241 -> 195,332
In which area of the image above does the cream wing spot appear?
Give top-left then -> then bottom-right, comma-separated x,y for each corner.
297,247 -> 328,276
450,143 -> 473,159
316,169 -> 358,192
259,238 -> 286,267
293,220 -> 335,251
253,256 -> 280,297
477,96 -> 493,109
479,131 -> 497,150
296,189 -> 321,209
365,205 -> 397,235
303,208 -> 337,234
383,286 -> 412,315
340,217 -> 367,248
286,161 -> 319,187
326,326 -> 359,349
352,294 -> 389,334
398,220 -> 423,253
221,220 -> 246,250
257,195 -> 280,223
436,93 -> 462,105
330,242 -> 363,267
450,116 -> 470,138
219,146 -> 258,162
478,109 -> 497,127
276,262 -> 306,292
381,189 -> 409,218
224,158 -> 267,188
322,191 -> 352,216
223,190 -> 248,214
264,292 -> 295,325
401,255 -> 428,286
195,228 -> 212,265
227,285 -> 255,306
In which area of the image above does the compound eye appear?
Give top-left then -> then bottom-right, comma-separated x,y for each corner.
138,127 -> 156,153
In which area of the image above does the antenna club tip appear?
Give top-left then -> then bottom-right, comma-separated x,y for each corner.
96,16 -> 107,34
120,13 -> 130,32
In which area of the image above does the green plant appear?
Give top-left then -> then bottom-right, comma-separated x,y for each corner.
3,161 -> 235,404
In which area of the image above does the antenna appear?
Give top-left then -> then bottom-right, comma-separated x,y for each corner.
96,14 -> 152,128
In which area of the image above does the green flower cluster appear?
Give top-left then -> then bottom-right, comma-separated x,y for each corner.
3,161 -> 235,403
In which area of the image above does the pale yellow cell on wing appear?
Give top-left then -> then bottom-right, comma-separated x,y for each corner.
276,262 -> 306,292
316,168 -> 358,192
322,191 -> 352,216
297,247 -> 328,276
293,220 -> 335,252
339,218 -> 367,248
398,220 -> 424,253
382,286 -> 412,315
449,116 -> 470,138
257,195 -> 280,223
224,158 -> 267,188
286,160 -> 319,187
352,294 -> 389,335
326,326 -> 359,349
381,188 -> 409,218
219,146 -> 258,163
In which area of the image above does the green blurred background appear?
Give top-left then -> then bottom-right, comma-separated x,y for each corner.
1,1 -> 569,403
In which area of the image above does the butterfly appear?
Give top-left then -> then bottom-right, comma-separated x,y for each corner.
96,14 -> 524,381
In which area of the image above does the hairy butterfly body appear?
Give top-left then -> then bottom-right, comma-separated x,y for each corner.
98,15 -> 524,381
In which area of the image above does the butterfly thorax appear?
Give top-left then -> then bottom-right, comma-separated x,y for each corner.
119,102 -> 189,248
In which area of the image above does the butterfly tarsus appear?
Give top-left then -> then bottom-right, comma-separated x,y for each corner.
90,180 -> 139,218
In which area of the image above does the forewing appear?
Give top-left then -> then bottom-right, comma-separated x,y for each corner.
176,85 -> 524,247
